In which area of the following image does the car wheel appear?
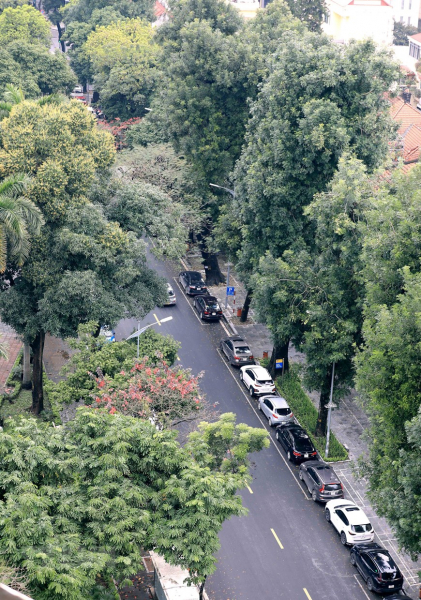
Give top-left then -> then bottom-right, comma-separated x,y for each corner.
268,416 -> 272,427
258,402 -> 262,411
276,431 -> 280,441
249,385 -> 254,397
325,509 -> 331,522
298,470 -> 303,481
200,311 -> 205,320
287,451 -> 292,462
340,531 -> 347,546
312,490 -> 318,502
367,578 -> 374,592
239,371 -> 243,381
350,553 -> 356,566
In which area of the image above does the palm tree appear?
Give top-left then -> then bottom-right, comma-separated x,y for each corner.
0,173 -> 44,272
0,84 -> 25,121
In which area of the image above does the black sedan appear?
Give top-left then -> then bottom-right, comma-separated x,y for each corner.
220,335 -> 255,366
350,543 -> 404,594
193,295 -> 223,320
179,271 -> 207,296
275,423 -> 317,463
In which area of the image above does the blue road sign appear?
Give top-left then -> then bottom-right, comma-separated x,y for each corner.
275,358 -> 284,369
226,286 -> 235,296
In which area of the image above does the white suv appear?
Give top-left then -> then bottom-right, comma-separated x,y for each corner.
325,499 -> 374,545
240,365 -> 276,397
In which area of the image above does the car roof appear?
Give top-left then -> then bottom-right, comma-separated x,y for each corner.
232,339 -> 249,346
201,295 -> 218,301
248,365 -> 271,376
261,395 -> 289,408
303,461 -> 340,482
328,501 -> 370,524
353,543 -> 382,553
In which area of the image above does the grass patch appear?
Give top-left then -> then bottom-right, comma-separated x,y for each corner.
275,370 -> 348,462
0,388 -> 53,425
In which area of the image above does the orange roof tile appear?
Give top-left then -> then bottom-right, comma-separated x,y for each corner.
154,1 -> 166,17
401,124 -> 421,163
409,32 -> 421,43
391,97 -> 421,134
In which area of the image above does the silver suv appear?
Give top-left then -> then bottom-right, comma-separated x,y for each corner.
258,395 -> 293,427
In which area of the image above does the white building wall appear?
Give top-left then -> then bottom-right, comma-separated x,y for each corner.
323,0 -> 394,46
390,0 -> 420,26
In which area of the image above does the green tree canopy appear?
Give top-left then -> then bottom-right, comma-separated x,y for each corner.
0,0 -> 29,13
0,99 -> 166,414
393,20 -> 418,45
83,18 -> 159,119
0,409 -> 268,598
0,40 -> 76,98
0,4 -> 51,46
284,0 -> 327,32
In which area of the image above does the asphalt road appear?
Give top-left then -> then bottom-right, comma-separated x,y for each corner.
115,246 -> 380,600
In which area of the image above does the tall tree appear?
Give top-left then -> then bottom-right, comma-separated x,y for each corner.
0,409 -> 268,598
0,99 -> 167,414
83,18 -> 159,119
228,34 -> 398,366
42,0 -> 66,51
284,0 -> 327,32
0,4 -> 51,46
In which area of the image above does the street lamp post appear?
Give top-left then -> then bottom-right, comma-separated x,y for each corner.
324,362 -> 337,459
126,316 -> 173,359
209,183 -> 235,198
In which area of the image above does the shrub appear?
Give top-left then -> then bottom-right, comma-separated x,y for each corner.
276,370 -> 348,462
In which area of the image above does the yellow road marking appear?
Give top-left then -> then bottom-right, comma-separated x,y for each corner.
177,356 -> 180,361
245,484 -> 253,494
270,528 -> 284,550
153,313 -> 161,326
303,589 -> 312,600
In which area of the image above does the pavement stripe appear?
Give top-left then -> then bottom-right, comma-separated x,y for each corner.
270,528 -> 284,550
245,483 -> 253,494
303,588 -> 312,600
353,575 -> 371,600
153,313 -> 161,326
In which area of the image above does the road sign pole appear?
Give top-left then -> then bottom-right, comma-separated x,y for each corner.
325,362 -> 335,459
137,321 -> 140,359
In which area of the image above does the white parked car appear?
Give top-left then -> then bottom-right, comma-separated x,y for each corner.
73,84 -> 83,94
325,499 -> 374,545
239,365 -> 276,397
258,395 -> 293,426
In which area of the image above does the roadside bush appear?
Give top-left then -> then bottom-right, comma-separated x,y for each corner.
276,370 -> 348,462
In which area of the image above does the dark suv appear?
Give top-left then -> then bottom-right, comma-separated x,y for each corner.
350,543 -> 404,594
275,423 -> 317,463
193,295 -> 223,320
178,271 -> 207,296
299,460 -> 344,502
220,335 -> 255,366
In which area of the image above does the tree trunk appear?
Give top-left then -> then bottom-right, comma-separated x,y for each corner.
56,21 -> 65,53
240,289 -> 252,322
199,576 -> 207,600
268,339 -> 289,379
315,368 -> 332,437
201,249 -> 225,286
22,343 -> 31,389
31,331 -> 45,415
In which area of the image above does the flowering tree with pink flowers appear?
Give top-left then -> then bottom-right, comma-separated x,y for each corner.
91,358 -> 216,429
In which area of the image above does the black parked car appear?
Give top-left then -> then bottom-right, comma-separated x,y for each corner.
299,460 -> 344,502
193,295 -> 223,320
275,423 -> 317,463
350,543 -> 404,594
220,335 -> 255,366
178,271 -> 207,296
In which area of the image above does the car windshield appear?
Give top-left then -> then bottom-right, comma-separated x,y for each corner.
236,346 -> 251,353
294,436 -> 314,452
276,407 -> 291,416
168,289 -> 174,296
372,552 -> 397,572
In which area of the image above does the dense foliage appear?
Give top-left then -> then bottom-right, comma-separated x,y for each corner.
0,409 -> 268,598
0,4 -> 51,46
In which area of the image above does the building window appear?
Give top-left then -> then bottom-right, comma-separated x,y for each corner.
408,16 -> 411,24
323,11 -> 330,23
401,0 -> 404,8
409,0 -> 412,8
409,42 -> 421,59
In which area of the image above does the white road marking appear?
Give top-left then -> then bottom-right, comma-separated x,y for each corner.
353,575 -> 371,600
216,348 -> 310,499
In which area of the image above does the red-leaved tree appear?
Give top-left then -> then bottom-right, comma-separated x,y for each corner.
97,117 -> 142,150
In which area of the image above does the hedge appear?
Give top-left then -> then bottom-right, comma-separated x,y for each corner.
275,370 -> 348,462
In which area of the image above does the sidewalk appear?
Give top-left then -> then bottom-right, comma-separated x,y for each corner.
0,321 -> 22,394
186,250 -> 421,598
